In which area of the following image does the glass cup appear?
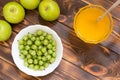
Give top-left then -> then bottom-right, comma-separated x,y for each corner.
74,5 -> 113,44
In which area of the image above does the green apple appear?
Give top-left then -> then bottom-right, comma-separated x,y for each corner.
38,0 -> 60,21
20,0 -> 40,10
0,20 -> 12,41
3,2 -> 25,24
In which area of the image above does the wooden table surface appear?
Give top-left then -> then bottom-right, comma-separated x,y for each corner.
0,0 -> 120,80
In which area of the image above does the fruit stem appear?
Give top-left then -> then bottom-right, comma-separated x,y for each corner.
45,7 -> 49,11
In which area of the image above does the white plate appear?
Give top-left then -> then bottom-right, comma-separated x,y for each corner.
12,25 -> 63,76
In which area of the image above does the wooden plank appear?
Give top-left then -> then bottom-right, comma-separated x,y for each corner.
0,72 -> 14,80
56,59 -> 99,80
101,31 -> 120,54
0,58 -> 38,80
109,0 -> 118,3
41,72 -> 64,80
42,59 -> 100,80
57,0 -> 87,28
0,44 -> 98,80
0,45 -> 74,80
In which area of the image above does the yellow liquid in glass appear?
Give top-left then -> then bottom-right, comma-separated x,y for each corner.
74,5 -> 113,44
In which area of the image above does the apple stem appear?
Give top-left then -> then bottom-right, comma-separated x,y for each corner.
10,8 -> 16,13
45,7 -> 49,11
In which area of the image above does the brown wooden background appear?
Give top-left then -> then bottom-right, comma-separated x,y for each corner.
0,0 -> 120,80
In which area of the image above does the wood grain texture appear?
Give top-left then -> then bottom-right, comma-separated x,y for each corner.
56,0 -> 120,79
0,1 -> 99,79
56,0 -> 120,54
0,0 -> 120,80
0,58 -> 38,80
